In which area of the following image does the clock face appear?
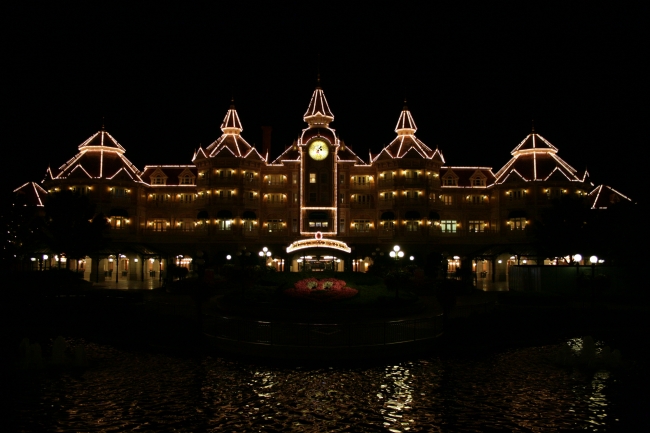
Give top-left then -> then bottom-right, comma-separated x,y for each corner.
308,139 -> 329,161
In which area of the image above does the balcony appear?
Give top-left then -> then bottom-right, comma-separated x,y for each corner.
378,179 -> 395,188
349,182 -> 373,190
403,178 -> 426,186
262,180 -> 288,189
350,202 -> 375,209
263,201 -> 288,208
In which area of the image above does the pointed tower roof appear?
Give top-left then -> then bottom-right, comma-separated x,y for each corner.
495,132 -> 580,182
206,103 -> 265,160
377,105 -> 441,161
53,130 -> 143,181
303,81 -> 334,127
220,101 -> 243,134
395,102 -> 417,135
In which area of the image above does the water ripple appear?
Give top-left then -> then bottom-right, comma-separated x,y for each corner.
10,338 -> 641,431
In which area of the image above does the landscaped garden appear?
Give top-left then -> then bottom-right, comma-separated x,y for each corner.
207,270 -> 426,321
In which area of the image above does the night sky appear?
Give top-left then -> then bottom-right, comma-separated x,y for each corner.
3,3 -> 647,201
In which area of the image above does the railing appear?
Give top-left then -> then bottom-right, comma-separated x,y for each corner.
203,314 -> 443,348
350,202 -> 375,208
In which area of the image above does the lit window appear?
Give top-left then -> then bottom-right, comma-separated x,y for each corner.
218,219 -> 232,231
406,221 -> 419,232
440,220 -> 457,233
267,219 -> 283,232
353,219 -> 370,232
510,217 -> 526,230
309,173 -> 316,184
111,217 -> 125,230
180,175 -> 193,185
180,193 -> 193,203
509,190 -> 526,201
469,220 -> 485,233
442,195 -> 453,205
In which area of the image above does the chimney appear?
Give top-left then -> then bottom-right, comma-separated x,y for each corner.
261,126 -> 272,157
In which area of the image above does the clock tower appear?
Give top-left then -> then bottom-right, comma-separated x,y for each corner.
299,83 -> 339,235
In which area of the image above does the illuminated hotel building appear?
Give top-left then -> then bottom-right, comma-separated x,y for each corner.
17,84 -> 632,280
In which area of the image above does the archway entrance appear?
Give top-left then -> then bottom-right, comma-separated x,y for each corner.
291,251 -> 346,272
286,235 -> 352,272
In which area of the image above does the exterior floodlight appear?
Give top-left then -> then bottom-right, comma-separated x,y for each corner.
589,255 -> 598,264
43,255 -> 49,260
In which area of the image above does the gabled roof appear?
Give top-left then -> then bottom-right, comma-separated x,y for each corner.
192,146 -> 208,162
336,141 -> 365,164
495,132 -> 581,182
271,141 -> 301,164
587,185 -> 634,209
53,130 -> 143,182
205,104 -> 265,161
375,106 -> 443,162
303,83 -> 334,127
13,182 -> 48,206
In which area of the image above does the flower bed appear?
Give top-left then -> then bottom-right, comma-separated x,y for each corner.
284,278 -> 358,302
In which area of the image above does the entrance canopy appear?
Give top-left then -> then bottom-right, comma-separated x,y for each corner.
286,238 -> 352,254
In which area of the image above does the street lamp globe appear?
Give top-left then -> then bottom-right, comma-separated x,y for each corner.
589,255 -> 598,264
258,251 -> 264,257
389,251 -> 396,258
393,245 -> 400,252
397,251 -> 404,258
574,254 -> 582,263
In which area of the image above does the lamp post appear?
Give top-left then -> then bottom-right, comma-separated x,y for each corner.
589,255 -> 598,307
573,253 -> 582,297
259,246 -> 272,269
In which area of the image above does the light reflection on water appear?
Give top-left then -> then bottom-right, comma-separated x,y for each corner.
11,339 -> 636,432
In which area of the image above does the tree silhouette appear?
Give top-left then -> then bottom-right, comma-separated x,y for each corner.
41,190 -> 110,268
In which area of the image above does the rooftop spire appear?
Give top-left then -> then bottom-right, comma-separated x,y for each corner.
531,119 -> 535,133
303,83 -> 334,127
395,103 -> 417,135
221,101 -> 243,135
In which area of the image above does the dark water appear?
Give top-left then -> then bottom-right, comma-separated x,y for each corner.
10,338 -> 643,432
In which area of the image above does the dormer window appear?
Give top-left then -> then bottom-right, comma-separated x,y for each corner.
180,175 -> 193,185
443,177 -> 457,186
472,178 -> 485,186
152,177 -> 166,185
